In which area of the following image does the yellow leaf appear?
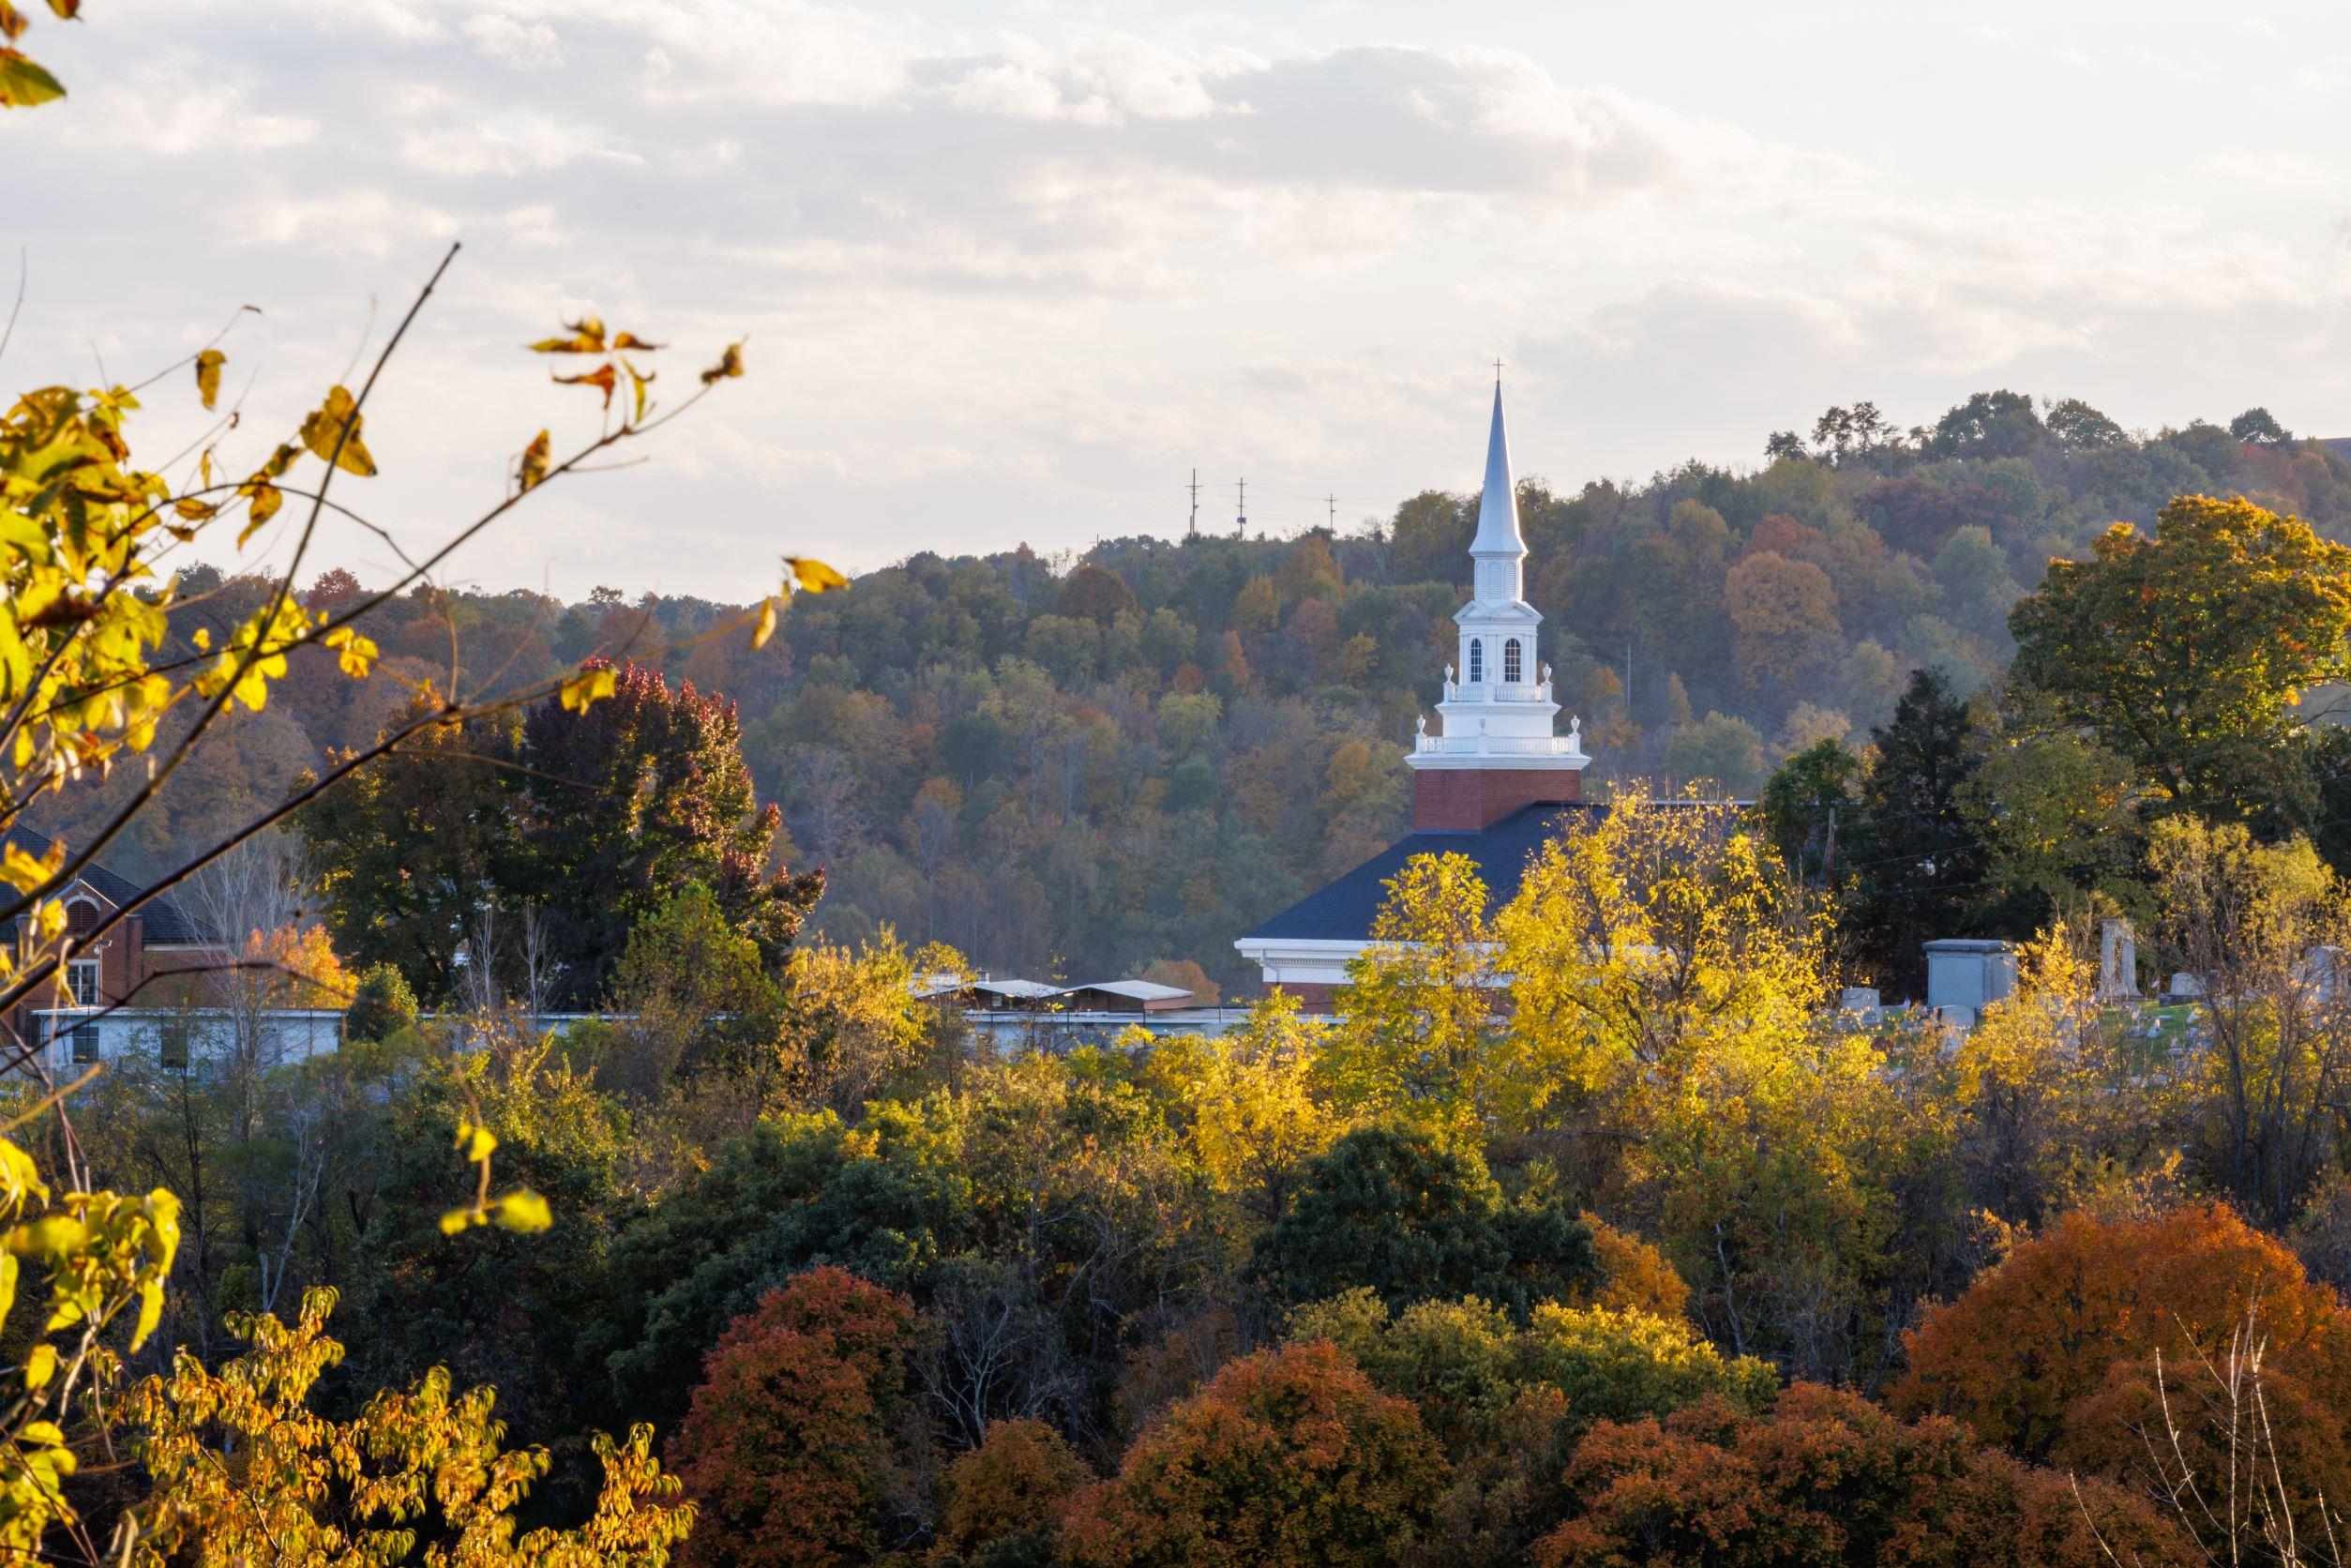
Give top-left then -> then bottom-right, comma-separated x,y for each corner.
454,1122 -> 497,1164
21,1343 -> 52,1390
297,384 -> 377,477
0,47 -> 65,109
491,1188 -> 552,1233
0,838 -> 61,894
526,314 -> 607,354
559,665 -> 617,713
173,496 -> 217,521
6,1214 -> 83,1257
787,556 -> 849,594
0,5 -> 23,44
752,596 -> 777,650
700,339 -> 745,384
194,348 -> 224,412
191,627 -> 210,651
518,429 -> 550,492
438,1208 -> 477,1237
324,626 -> 377,678
611,331 -> 663,350
131,1279 -> 163,1350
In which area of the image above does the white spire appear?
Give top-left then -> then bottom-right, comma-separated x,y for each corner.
1469,380 -> 1523,560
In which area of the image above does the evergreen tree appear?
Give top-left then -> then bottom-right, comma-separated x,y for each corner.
1846,669 -> 1986,995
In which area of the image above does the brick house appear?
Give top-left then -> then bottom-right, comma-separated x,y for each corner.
4,826 -> 233,1066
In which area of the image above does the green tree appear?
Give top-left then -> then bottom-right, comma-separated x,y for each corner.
1846,668 -> 1985,995
605,882 -> 785,1088
520,661 -> 824,1005
589,1105 -> 971,1428
1662,713 -> 1766,798
341,961 -> 420,1046
1754,738 -> 1860,886
1251,1127 -> 1599,1321
2009,494 -> 2351,827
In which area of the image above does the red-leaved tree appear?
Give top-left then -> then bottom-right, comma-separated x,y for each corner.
1533,1383 -> 2195,1567
670,1266 -> 923,1568
1058,1339 -> 1446,1567
931,1418 -> 1089,1565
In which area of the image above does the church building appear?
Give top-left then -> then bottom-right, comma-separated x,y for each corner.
1234,383 -> 1600,1009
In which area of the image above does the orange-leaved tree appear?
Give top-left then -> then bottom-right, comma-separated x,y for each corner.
1889,1202 -> 2351,1462
1531,1383 -> 2194,1567
1058,1339 -> 1447,1568
669,1266 -> 926,1568
930,1417 -> 1090,1566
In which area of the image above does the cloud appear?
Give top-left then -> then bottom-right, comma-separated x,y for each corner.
80,65 -> 318,154
20,2 -> 2351,596
399,115 -> 638,177
463,14 -> 563,70
232,187 -> 460,255
2196,151 -> 2331,191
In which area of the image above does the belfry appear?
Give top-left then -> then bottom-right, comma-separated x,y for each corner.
1405,379 -> 1590,829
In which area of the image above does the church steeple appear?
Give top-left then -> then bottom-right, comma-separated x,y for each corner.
1403,373 -> 1590,830
1468,381 -> 1525,602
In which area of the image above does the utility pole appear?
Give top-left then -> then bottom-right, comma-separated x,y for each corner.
1236,477 -> 1247,537
1187,469 -> 1199,537
1326,492 -> 1336,530
1624,638 -> 1634,718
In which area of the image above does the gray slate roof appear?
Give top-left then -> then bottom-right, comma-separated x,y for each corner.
1241,802 -> 1607,944
1,826 -> 212,943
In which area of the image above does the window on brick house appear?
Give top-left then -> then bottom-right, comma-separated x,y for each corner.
158,1018 -> 189,1071
68,1023 -> 97,1064
66,958 -> 99,1008
65,899 -> 98,939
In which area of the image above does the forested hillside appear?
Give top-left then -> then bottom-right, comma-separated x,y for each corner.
36,394 -> 2351,993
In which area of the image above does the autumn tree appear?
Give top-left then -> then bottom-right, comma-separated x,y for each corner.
2009,494 -> 2351,827
2148,817 -> 2351,1224
670,1266 -> 926,1568
1058,1339 -> 1447,1568
931,1418 -> 1090,1568
1724,550 -> 1838,693
1531,1383 -> 2193,1567
1888,1202 -> 2351,1463
520,661 -> 824,1004
125,1288 -> 692,1565
1322,852 -> 1501,1122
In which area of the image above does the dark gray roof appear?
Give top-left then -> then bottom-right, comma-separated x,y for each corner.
2,826 -> 212,943
1242,802 -> 1608,943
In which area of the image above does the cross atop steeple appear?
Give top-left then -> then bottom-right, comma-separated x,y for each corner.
1493,356 -> 1503,385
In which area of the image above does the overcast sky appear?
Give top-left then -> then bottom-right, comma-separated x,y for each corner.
9,1 -> 2350,601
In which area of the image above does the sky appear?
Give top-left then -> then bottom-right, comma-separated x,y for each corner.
8,0 -> 2351,602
